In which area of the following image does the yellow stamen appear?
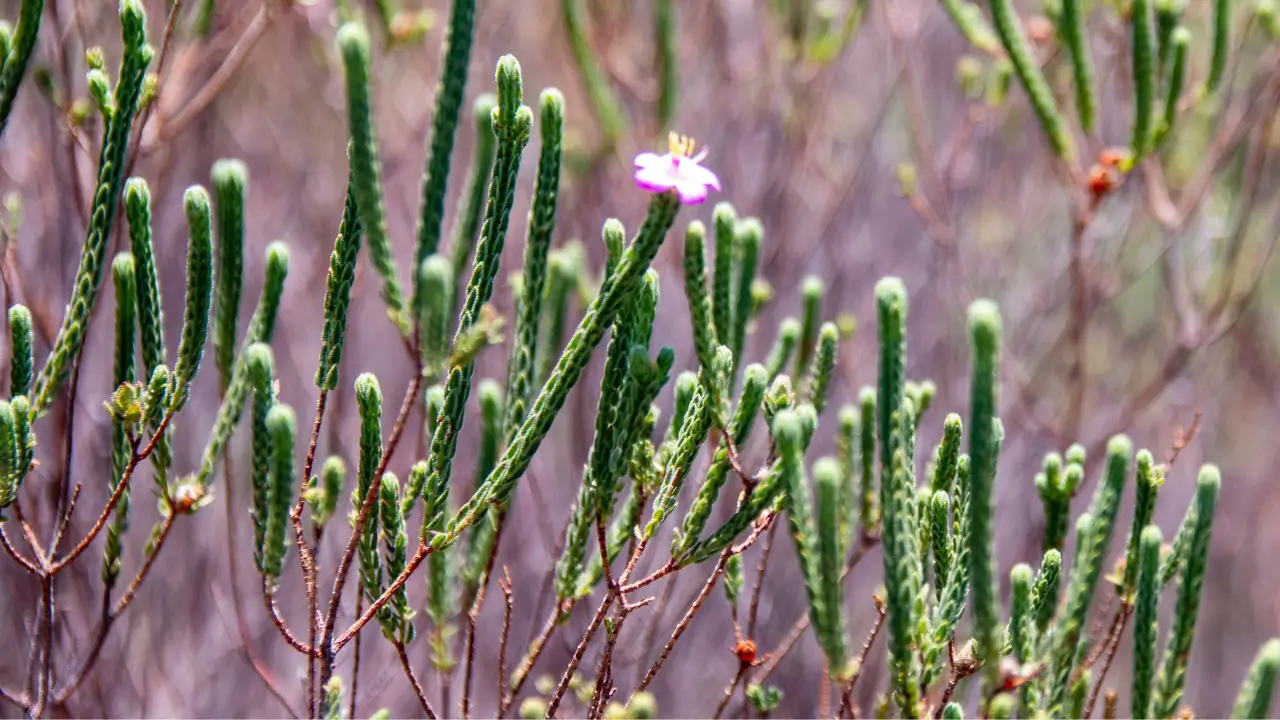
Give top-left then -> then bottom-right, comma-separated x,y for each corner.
667,131 -> 696,158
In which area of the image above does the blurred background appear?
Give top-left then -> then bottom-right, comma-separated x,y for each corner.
1,0 -> 1278,716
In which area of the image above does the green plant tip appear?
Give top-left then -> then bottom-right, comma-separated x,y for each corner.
874,276 -> 907,306
211,158 -> 247,192
183,185 -> 211,219
337,21 -> 370,57
540,87 -> 565,116
967,299 -> 1002,350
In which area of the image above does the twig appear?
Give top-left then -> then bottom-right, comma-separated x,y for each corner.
631,553 -> 730,696
1065,209 -> 1091,439
462,507 -> 507,718
210,582 -> 297,718
50,354 -> 84,558
757,533 -> 879,682
295,389 -> 327,718
546,595 -> 614,717
1083,605 -> 1132,718
49,413 -> 173,573
320,372 -> 423,685
747,522 -> 779,637
711,663 -> 747,719
630,571 -> 678,688
141,2 -> 274,154
395,641 -> 437,719
819,664 -> 833,720
839,596 -> 887,719
52,513 -> 178,706
0,684 -> 26,711
348,593 -> 363,720
501,606 -> 563,716
263,581 -> 314,656
0,524 -> 39,574
1166,411 -> 1202,467
334,543 -> 432,650
498,568 -> 515,712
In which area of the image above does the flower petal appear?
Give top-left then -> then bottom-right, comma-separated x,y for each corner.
682,162 -> 721,191
675,178 -> 709,205
633,152 -> 666,170
635,165 -> 677,193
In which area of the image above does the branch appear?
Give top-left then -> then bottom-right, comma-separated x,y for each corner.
50,413 -> 173,574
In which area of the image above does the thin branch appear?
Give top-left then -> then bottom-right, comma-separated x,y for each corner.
49,413 -> 173,574
631,552 -> 730,697
501,606 -> 563,716
839,596 -> 887,719
348,593 -> 363,720
395,641 -> 437,719
263,579 -> 315,656
462,506 -> 507,718
321,372 -> 423,673
497,567 -> 514,713
1084,604 -> 1132,718
0,524 -> 40,574
546,595 -> 614,717
141,2 -> 274,154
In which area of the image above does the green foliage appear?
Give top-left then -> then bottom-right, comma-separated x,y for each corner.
262,403 -> 296,584
125,179 -> 166,377
806,322 -> 838,415
505,88 -> 564,442
561,0 -> 626,147
377,473 -> 415,643
1047,436 -> 1132,712
419,255 -> 454,374
673,363 -> 766,559
859,387 -> 878,534
338,21 -> 409,335
655,0 -> 677,127
987,0 -> 1075,160
0,0 -> 44,140
683,221 -> 725,428
316,180 -> 363,391
422,56 -> 532,544
796,276 -> 824,381
102,253 -> 137,586
1059,0 -> 1096,131
316,457 -> 345,530
352,373 -> 385,608
411,0 -> 475,293
448,95 -> 498,307
1133,525 -> 1163,719
446,192 -> 680,547
939,0 -> 1001,55
1158,27 -> 1191,145
1131,0 -> 1157,160
8,305 -> 32,397
965,300 -> 1001,683
169,186 -> 215,413
246,344 -> 276,574
192,243 -> 289,490
32,2 -> 151,415
1208,0 -> 1232,93
731,217 -> 762,380
1233,639 -> 1280,719
210,158 -> 247,393
0,401 -> 13,508
645,384 -> 711,539
813,456 -> 850,678
1154,466 -> 1220,717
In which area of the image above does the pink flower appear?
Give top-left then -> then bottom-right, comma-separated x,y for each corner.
633,133 -> 721,205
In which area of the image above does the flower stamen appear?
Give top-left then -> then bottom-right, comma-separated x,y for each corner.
668,131 -> 697,158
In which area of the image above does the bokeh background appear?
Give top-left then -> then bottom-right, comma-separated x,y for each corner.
1,0 -> 1278,716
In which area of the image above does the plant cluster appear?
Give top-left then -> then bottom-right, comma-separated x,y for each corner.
0,0 -> 1275,718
